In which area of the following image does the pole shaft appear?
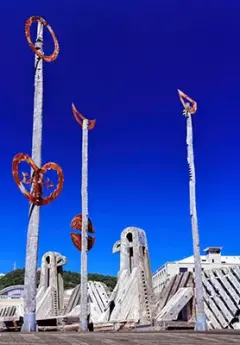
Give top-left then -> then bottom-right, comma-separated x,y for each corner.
186,114 -> 207,331
22,22 -> 43,332
80,119 -> 89,331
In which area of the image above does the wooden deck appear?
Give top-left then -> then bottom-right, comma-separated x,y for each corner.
0,331 -> 240,344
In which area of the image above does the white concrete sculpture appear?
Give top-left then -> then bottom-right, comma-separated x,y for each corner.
36,251 -> 67,320
99,227 -> 154,325
64,281 -> 110,324
0,251 -> 67,329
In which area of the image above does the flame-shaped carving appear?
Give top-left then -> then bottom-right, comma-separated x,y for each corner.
177,89 -> 197,115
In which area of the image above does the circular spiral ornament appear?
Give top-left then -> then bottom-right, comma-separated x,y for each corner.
25,16 -> 59,62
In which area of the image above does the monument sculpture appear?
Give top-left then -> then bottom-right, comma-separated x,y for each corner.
36,252 -> 67,320
99,227 -> 154,325
0,251 -> 67,330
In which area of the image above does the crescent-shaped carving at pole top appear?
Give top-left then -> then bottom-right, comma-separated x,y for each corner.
25,16 -> 59,62
177,89 -> 197,115
72,103 -> 96,130
70,214 -> 95,251
12,153 -> 64,206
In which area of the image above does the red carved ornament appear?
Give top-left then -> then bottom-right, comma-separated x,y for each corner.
12,153 -> 64,206
70,214 -> 95,251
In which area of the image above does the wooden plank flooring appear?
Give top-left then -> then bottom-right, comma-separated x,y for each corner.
0,331 -> 240,345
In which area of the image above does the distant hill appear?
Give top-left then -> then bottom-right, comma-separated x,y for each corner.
0,269 -> 117,291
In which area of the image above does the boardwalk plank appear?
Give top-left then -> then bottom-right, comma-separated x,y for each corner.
0,332 -> 240,345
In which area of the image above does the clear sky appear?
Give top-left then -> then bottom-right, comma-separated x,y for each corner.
0,1 -> 240,276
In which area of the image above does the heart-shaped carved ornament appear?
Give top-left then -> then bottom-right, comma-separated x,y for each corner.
12,153 -> 64,206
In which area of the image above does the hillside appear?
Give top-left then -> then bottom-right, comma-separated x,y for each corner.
0,269 -> 117,291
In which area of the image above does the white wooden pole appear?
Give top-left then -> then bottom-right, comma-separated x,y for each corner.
186,111 -> 207,332
80,119 -> 89,331
21,22 -> 43,332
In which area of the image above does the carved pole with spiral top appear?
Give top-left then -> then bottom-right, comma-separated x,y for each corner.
177,89 -> 207,332
19,16 -> 60,332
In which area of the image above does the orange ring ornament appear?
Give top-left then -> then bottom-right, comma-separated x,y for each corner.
72,103 -> 96,130
70,214 -> 95,251
25,16 -> 59,62
177,89 -> 197,115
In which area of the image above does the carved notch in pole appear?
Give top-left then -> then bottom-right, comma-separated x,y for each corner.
177,89 -> 197,116
72,103 -> 96,130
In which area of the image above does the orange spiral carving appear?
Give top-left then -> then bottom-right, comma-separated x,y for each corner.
12,153 -> 64,206
25,16 -> 59,62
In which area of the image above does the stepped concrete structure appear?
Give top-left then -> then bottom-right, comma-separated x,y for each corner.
153,247 -> 240,295
154,267 -> 240,330
63,281 -> 110,325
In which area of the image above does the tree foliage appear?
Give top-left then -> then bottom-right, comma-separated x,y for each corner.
0,269 -> 117,291
0,269 -> 28,289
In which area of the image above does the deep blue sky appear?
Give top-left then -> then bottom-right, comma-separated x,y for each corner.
0,1 -> 239,276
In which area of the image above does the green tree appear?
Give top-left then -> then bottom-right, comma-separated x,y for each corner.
0,269 -> 117,292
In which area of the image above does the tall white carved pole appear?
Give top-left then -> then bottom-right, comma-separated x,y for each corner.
22,16 -> 59,332
81,119 -> 89,331
177,90 -> 207,332
72,104 -> 96,331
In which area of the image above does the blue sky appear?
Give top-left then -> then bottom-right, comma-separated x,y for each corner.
0,1 -> 240,276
